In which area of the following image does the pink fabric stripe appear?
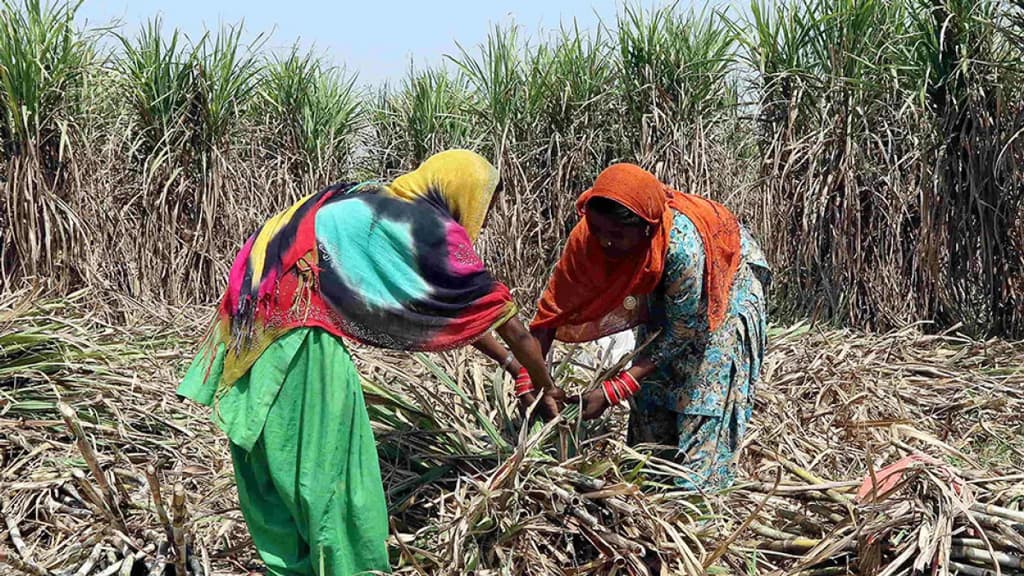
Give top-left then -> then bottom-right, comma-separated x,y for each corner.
445,222 -> 485,276
225,235 -> 256,314
257,269 -> 279,300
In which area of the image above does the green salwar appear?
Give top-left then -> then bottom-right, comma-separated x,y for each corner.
177,328 -> 390,575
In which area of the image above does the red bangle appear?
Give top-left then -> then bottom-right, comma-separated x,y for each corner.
621,371 -> 639,392
514,367 -> 534,397
603,377 -> 621,405
604,372 -> 640,406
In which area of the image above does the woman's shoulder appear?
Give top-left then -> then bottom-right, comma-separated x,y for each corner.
669,210 -> 701,237
667,211 -> 705,264
658,211 -> 705,303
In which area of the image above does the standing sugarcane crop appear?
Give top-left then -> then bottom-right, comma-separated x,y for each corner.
176,150 -> 563,575
528,164 -> 771,490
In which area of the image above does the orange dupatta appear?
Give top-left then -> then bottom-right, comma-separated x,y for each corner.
531,164 -> 742,343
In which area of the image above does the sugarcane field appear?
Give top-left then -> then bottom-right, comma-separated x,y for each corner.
1,0 -> 1023,575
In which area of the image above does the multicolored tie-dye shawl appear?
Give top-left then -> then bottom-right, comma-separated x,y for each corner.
194,150 -> 517,392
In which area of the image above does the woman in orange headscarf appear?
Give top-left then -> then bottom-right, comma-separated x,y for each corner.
525,163 -> 771,490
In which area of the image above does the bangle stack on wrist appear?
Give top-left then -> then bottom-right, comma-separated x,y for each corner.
514,367 -> 534,397
602,371 -> 640,406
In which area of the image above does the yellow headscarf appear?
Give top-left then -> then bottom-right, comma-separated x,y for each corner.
387,149 -> 500,241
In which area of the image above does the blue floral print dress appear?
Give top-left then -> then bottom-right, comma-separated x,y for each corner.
632,211 -> 771,490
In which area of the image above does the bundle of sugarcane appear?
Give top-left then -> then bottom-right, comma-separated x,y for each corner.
386,428 -> 714,575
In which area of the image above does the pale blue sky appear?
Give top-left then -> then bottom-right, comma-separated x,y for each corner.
78,0 -> 742,86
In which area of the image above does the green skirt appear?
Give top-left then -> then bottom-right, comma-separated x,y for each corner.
178,328 -> 390,575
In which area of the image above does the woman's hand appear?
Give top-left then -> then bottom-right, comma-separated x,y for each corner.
517,388 -> 566,421
473,325 -> 565,421
497,317 -> 564,420
573,388 -> 609,420
570,370 -> 643,420
515,369 -> 565,421
537,387 -> 566,420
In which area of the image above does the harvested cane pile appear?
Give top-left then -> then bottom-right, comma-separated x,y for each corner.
710,325 -> 1024,575
2,292 -> 1024,575
0,291 -> 253,576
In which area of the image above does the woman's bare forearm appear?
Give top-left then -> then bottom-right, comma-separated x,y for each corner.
530,326 -> 556,359
497,318 -> 554,391
626,356 -> 658,382
471,332 -> 521,377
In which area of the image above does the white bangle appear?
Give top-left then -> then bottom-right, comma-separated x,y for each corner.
501,353 -> 514,370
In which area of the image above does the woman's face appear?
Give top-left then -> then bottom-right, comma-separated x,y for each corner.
585,209 -> 651,260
